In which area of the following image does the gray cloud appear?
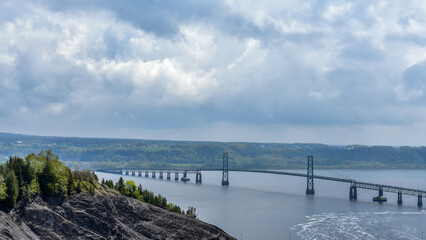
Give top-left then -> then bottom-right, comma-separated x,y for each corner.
1,0 -> 426,145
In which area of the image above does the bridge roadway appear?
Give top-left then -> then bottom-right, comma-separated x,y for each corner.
97,168 -> 426,198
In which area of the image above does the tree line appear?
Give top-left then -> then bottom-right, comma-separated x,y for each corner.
0,150 -> 196,218
0,150 -> 99,207
3,132 -> 426,169
101,177 -> 196,217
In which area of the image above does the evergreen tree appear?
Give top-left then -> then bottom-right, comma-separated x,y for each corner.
89,183 -> 95,195
0,181 -> 6,201
104,180 -> 114,189
67,167 -> 76,195
8,156 -> 25,189
115,177 -> 125,195
76,181 -> 82,193
5,170 -> 19,207
23,159 -> 36,186
39,157 -> 56,196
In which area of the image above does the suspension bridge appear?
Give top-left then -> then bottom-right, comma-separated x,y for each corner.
97,153 -> 426,207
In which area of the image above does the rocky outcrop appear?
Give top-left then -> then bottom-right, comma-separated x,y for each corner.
0,188 -> 235,240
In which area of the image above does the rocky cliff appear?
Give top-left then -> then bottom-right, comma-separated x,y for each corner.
0,188 -> 235,240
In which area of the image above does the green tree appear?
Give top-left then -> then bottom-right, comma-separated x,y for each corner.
104,180 -> 114,189
25,153 -> 45,175
0,180 -> 7,201
89,183 -> 95,195
186,206 -> 197,218
23,158 -> 36,186
7,156 -> 25,189
39,156 -> 56,196
125,180 -> 137,197
115,177 -> 126,195
5,170 -> 19,207
67,167 -> 76,195
20,177 -> 40,201
38,151 -> 71,197
76,181 -> 82,193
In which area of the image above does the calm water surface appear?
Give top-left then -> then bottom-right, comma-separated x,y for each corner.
96,170 -> 426,240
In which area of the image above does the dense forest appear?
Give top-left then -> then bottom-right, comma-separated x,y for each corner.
1,132 -> 426,169
0,150 -> 195,217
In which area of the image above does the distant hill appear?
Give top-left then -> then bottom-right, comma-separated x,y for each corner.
1,132 -> 426,169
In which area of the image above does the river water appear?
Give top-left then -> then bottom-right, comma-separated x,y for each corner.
96,170 -> 426,240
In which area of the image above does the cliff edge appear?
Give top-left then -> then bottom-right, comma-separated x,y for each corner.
0,187 -> 235,240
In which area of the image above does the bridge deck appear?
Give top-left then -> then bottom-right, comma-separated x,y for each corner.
97,168 -> 426,197
226,169 -> 426,197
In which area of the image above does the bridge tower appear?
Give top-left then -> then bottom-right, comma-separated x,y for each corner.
222,152 -> 229,186
306,155 -> 315,195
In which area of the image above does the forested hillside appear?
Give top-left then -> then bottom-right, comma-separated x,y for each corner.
1,132 -> 426,169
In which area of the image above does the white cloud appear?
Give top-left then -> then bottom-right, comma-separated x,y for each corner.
393,84 -> 423,102
44,103 -> 65,115
179,25 -> 217,62
228,38 -> 264,70
0,4 -> 222,109
323,2 -> 353,22
225,0 -> 314,33
0,53 -> 15,65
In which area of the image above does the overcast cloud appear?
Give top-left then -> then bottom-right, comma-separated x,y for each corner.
1,0 -> 426,145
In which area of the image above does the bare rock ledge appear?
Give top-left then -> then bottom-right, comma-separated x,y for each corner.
0,188 -> 236,240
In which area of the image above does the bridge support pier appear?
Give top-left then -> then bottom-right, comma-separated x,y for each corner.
418,196 -> 423,207
152,172 -> 156,178
306,156 -> 315,195
175,172 -> 179,181
145,172 -> 148,178
132,171 -> 135,176
196,170 -> 202,184
373,187 -> 387,202
159,172 -> 163,179
138,171 -> 142,177
397,192 -> 403,205
167,172 -> 171,180
181,171 -> 189,182
349,185 -> 357,200
222,152 -> 229,186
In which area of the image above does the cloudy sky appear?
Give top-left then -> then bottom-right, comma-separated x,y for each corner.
1,0 -> 426,145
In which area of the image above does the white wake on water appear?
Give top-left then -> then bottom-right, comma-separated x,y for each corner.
291,211 -> 426,240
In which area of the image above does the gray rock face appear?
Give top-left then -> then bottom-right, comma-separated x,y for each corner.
0,188 -> 235,240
